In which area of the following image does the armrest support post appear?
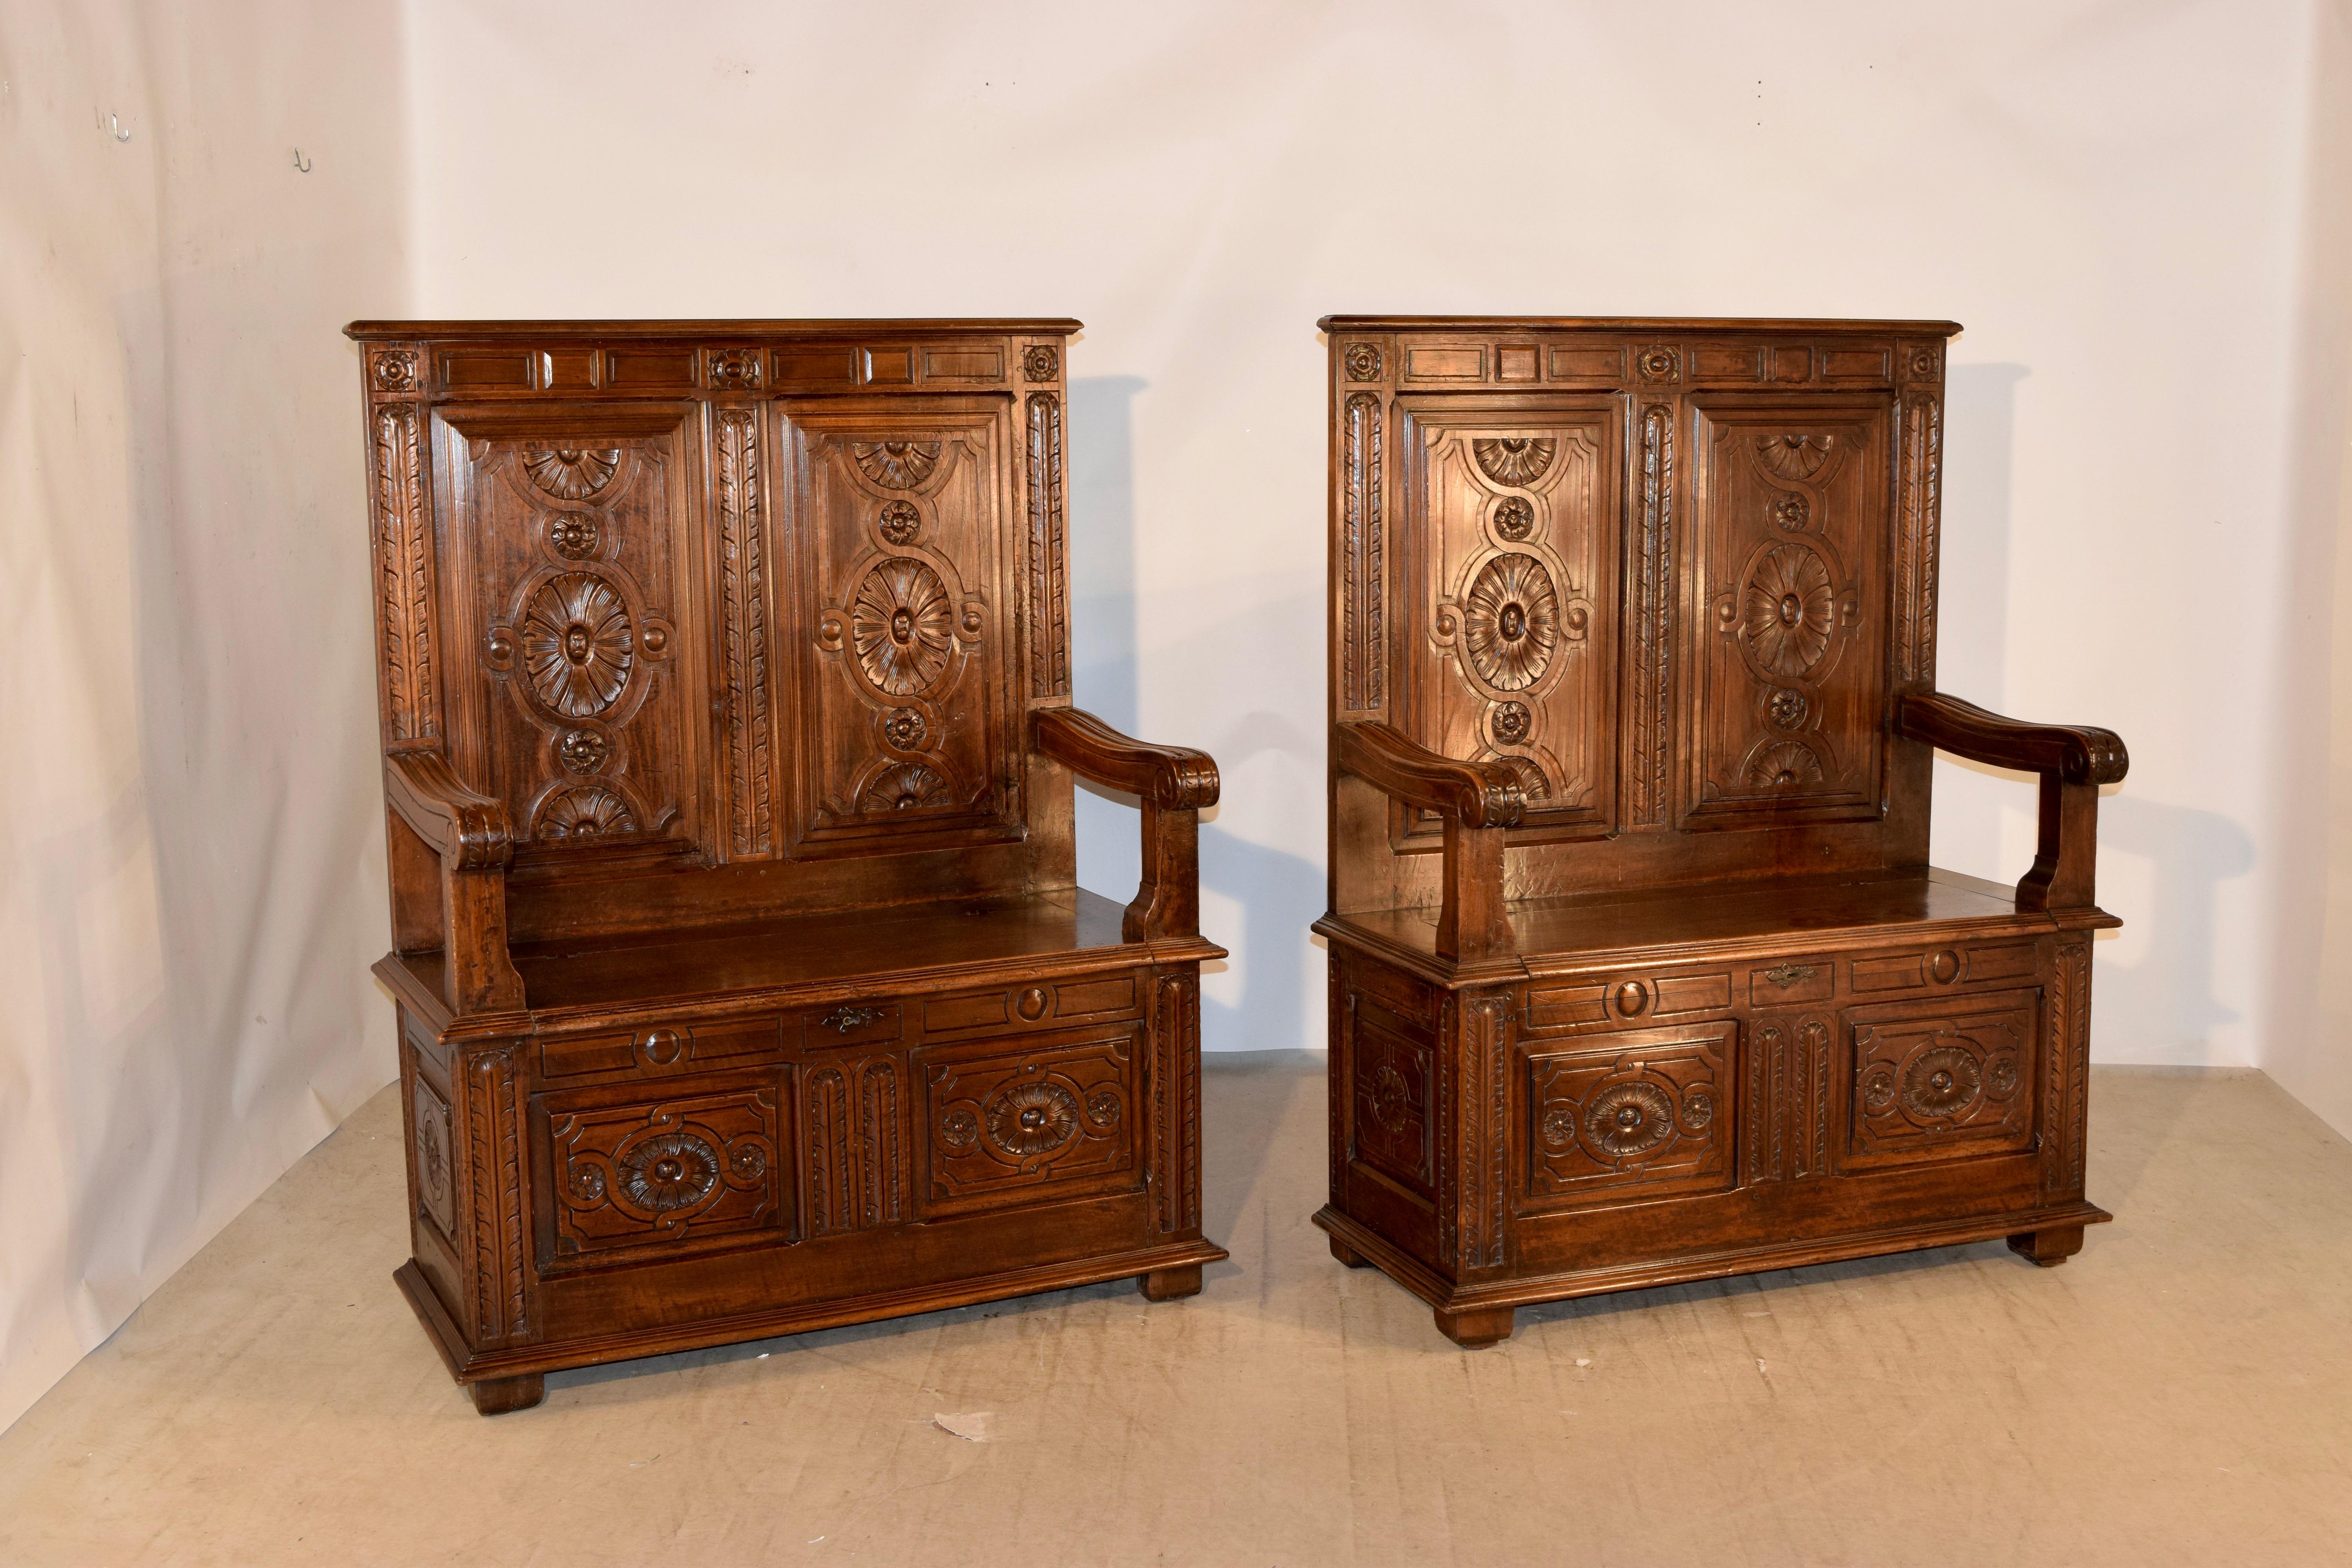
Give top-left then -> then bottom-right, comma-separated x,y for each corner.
384,747 -> 525,1014
1896,692 -> 2127,915
1033,707 -> 1220,942
1336,721 -> 1523,961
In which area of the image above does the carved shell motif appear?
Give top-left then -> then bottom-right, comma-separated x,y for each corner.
1741,544 -> 1835,677
537,784 -> 634,838
851,440 -> 941,490
859,762 -> 951,813
1472,436 -> 1555,487
851,559 -> 954,696
1462,553 -> 1562,693
523,448 -> 622,500
984,1081 -> 1080,1158
522,572 -> 634,717
1754,434 -> 1838,482
1744,740 -> 1826,791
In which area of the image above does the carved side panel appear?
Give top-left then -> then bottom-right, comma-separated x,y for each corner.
1458,992 -> 1512,1269
1524,1022 -> 1733,1210
461,1046 -> 528,1345
411,1075 -> 457,1240
779,403 -> 1019,855
372,403 -> 440,742
1626,403 -> 1674,826
1152,972 -> 1203,1234
1342,391 -> 1385,712
1743,1014 -> 1832,1184
922,1027 -> 1142,1215
1895,392 -> 1942,688
1348,999 -> 1435,1199
1844,993 -> 2037,1171
714,407 -> 774,858
2052,939 -> 2092,1200
443,409 -> 698,851
1025,392 -> 1069,699
547,1084 -> 786,1263
1683,401 -> 1891,827
1399,398 -> 1622,840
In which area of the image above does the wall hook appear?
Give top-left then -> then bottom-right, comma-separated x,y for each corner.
109,111 -> 129,142
292,148 -> 310,173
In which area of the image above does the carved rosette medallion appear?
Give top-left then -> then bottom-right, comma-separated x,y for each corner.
1900,1046 -> 1983,1122
548,513 -> 601,560
1583,1080 -> 1678,1160
617,1131 -> 723,1213
1462,553 -> 1563,693
411,1080 -> 455,1236
852,440 -> 940,490
1635,345 -> 1681,382
1741,544 -> 1835,677
1766,688 -> 1808,729
1023,345 -> 1060,381
1772,492 -> 1809,531
1369,1064 -> 1410,1134
881,708 -> 927,751
559,729 -> 609,772
522,572 -> 634,717
707,347 -> 762,389
1344,342 -> 1383,381
1492,495 -> 1534,540
523,448 -> 622,500
1472,437 -> 1555,487
1490,701 -> 1532,744
875,499 -> 921,544
537,784 -> 634,838
1539,1106 -> 1577,1149
1755,434 -> 1838,483
939,1108 -> 980,1150
860,762 -> 950,812
370,348 -> 419,392
984,1081 -> 1080,1158
851,559 -> 953,696
1744,739 -> 1826,791
1084,1089 -> 1122,1130
1680,1088 -> 1715,1131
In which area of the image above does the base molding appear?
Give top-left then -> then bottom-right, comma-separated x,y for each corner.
396,1236 -> 1230,1392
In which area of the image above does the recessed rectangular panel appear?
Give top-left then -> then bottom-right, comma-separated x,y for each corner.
1769,347 -> 1813,383
1853,952 -> 1926,992
1403,346 -> 1486,381
773,347 -> 857,385
603,349 -> 696,388
1749,959 -> 1833,1005
541,1074 -> 792,1265
1548,345 -> 1624,381
1055,976 -> 1136,1019
1523,1022 -> 1734,1211
540,350 -> 600,389
919,1027 -> 1141,1214
776,401 -> 1021,856
921,347 -> 1003,381
1349,1001 -> 1435,1199
1688,345 -> 1764,382
1844,991 -> 2038,1171
1496,345 -> 1539,382
926,990 -> 1009,1033
439,351 -> 534,390
1651,972 -> 1733,1017
1821,347 -> 1893,381
1526,982 -> 1608,1032
1965,944 -> 2038,984
1394,396 -> 1622,843
1681,397 -> 1892,828
861,347 -> 915,384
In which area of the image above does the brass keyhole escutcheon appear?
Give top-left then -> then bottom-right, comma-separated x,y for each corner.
1615,981 -> 1649,1017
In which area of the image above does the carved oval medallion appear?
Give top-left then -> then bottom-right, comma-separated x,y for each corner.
523,447 -> 621,500
1742,544 -> 1836,677
522,572 -> 634,718
852,440 -> 941,490
860,762 -> 951,813
851,559 -> 954,696
1902,1047 -> 1983,1122
1462,553 -> 1561,693
876,499 -> 921,544
984,1081 -> 1080,1158
1492,495 -> 1534,541
1370,1065 -> 1411,1134
1745,739 -> 1826,791
537,784 -> 633,838
1583,1080 -> 1677,1160
617,1131 -> 721,1213
1472,436 -> 1555,487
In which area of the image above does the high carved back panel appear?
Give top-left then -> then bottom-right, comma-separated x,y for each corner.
1328,319 -> 1955,913
354,321 -> 1080,944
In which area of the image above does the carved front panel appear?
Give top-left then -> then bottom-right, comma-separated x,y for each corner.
1844,993 -> 2037,1171
440,407 -> 700,851
1348,997 -> 1435,1199
779,403 -> 1019,855
1684,399 -> 1891,828
920,1027 -> 1140,1214
1522,1022 -> 1734,1210
1399,398 -> 1620,840
543,1076 -> 790,1264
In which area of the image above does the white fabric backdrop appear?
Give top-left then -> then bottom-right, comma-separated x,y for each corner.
6,0 -> 2345,1434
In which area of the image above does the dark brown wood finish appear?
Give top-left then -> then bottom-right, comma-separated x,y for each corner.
1313,316 -> 2125,1345
352,319 -> 1227,1413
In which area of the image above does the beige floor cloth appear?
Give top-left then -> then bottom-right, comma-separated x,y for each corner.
2,1056 -> 2346,1567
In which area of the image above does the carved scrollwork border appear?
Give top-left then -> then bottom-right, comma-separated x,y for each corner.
1342,392 -> 1385,711
715,408 -> 773,857
1896,394 -> 1942,687
1629,403 -> 1674,824
1025,393 -> 1069,699
374,403 -> 440,743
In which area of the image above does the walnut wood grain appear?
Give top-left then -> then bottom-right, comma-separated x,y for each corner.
1318,318 -> 2125,1346
356,319 -> 1223,1414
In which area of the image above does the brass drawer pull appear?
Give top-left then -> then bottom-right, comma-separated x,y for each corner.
1763,964 -> 1817,988
818,1005 -> 886,1034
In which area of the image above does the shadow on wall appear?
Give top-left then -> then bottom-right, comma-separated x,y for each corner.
2094,794 -> 2254,1062
1065,375 -> 1327,1053
1936,362 -> 2027,708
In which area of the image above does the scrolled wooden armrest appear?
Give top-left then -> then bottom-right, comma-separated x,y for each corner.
1336,721 -> 1519,961
1031,707 -> 1218,942
1896,693 -> 2128,786
383,746 -> 524,1014
1896,691 -> 2127,915
1033,706 -> 1220,809
1335,721 -> 1525,829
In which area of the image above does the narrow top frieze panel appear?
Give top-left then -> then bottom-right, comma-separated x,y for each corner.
1318,314 -> 1962,338
347,318 -> 1081,342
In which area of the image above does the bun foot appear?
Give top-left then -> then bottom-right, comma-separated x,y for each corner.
467,1372 -> 544,1416
2006,1225 -> 2085,1268
1435,1304 -> 1515,1348
1329,1235 -> 1372,1269
1138,1264 -> 1204,1302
